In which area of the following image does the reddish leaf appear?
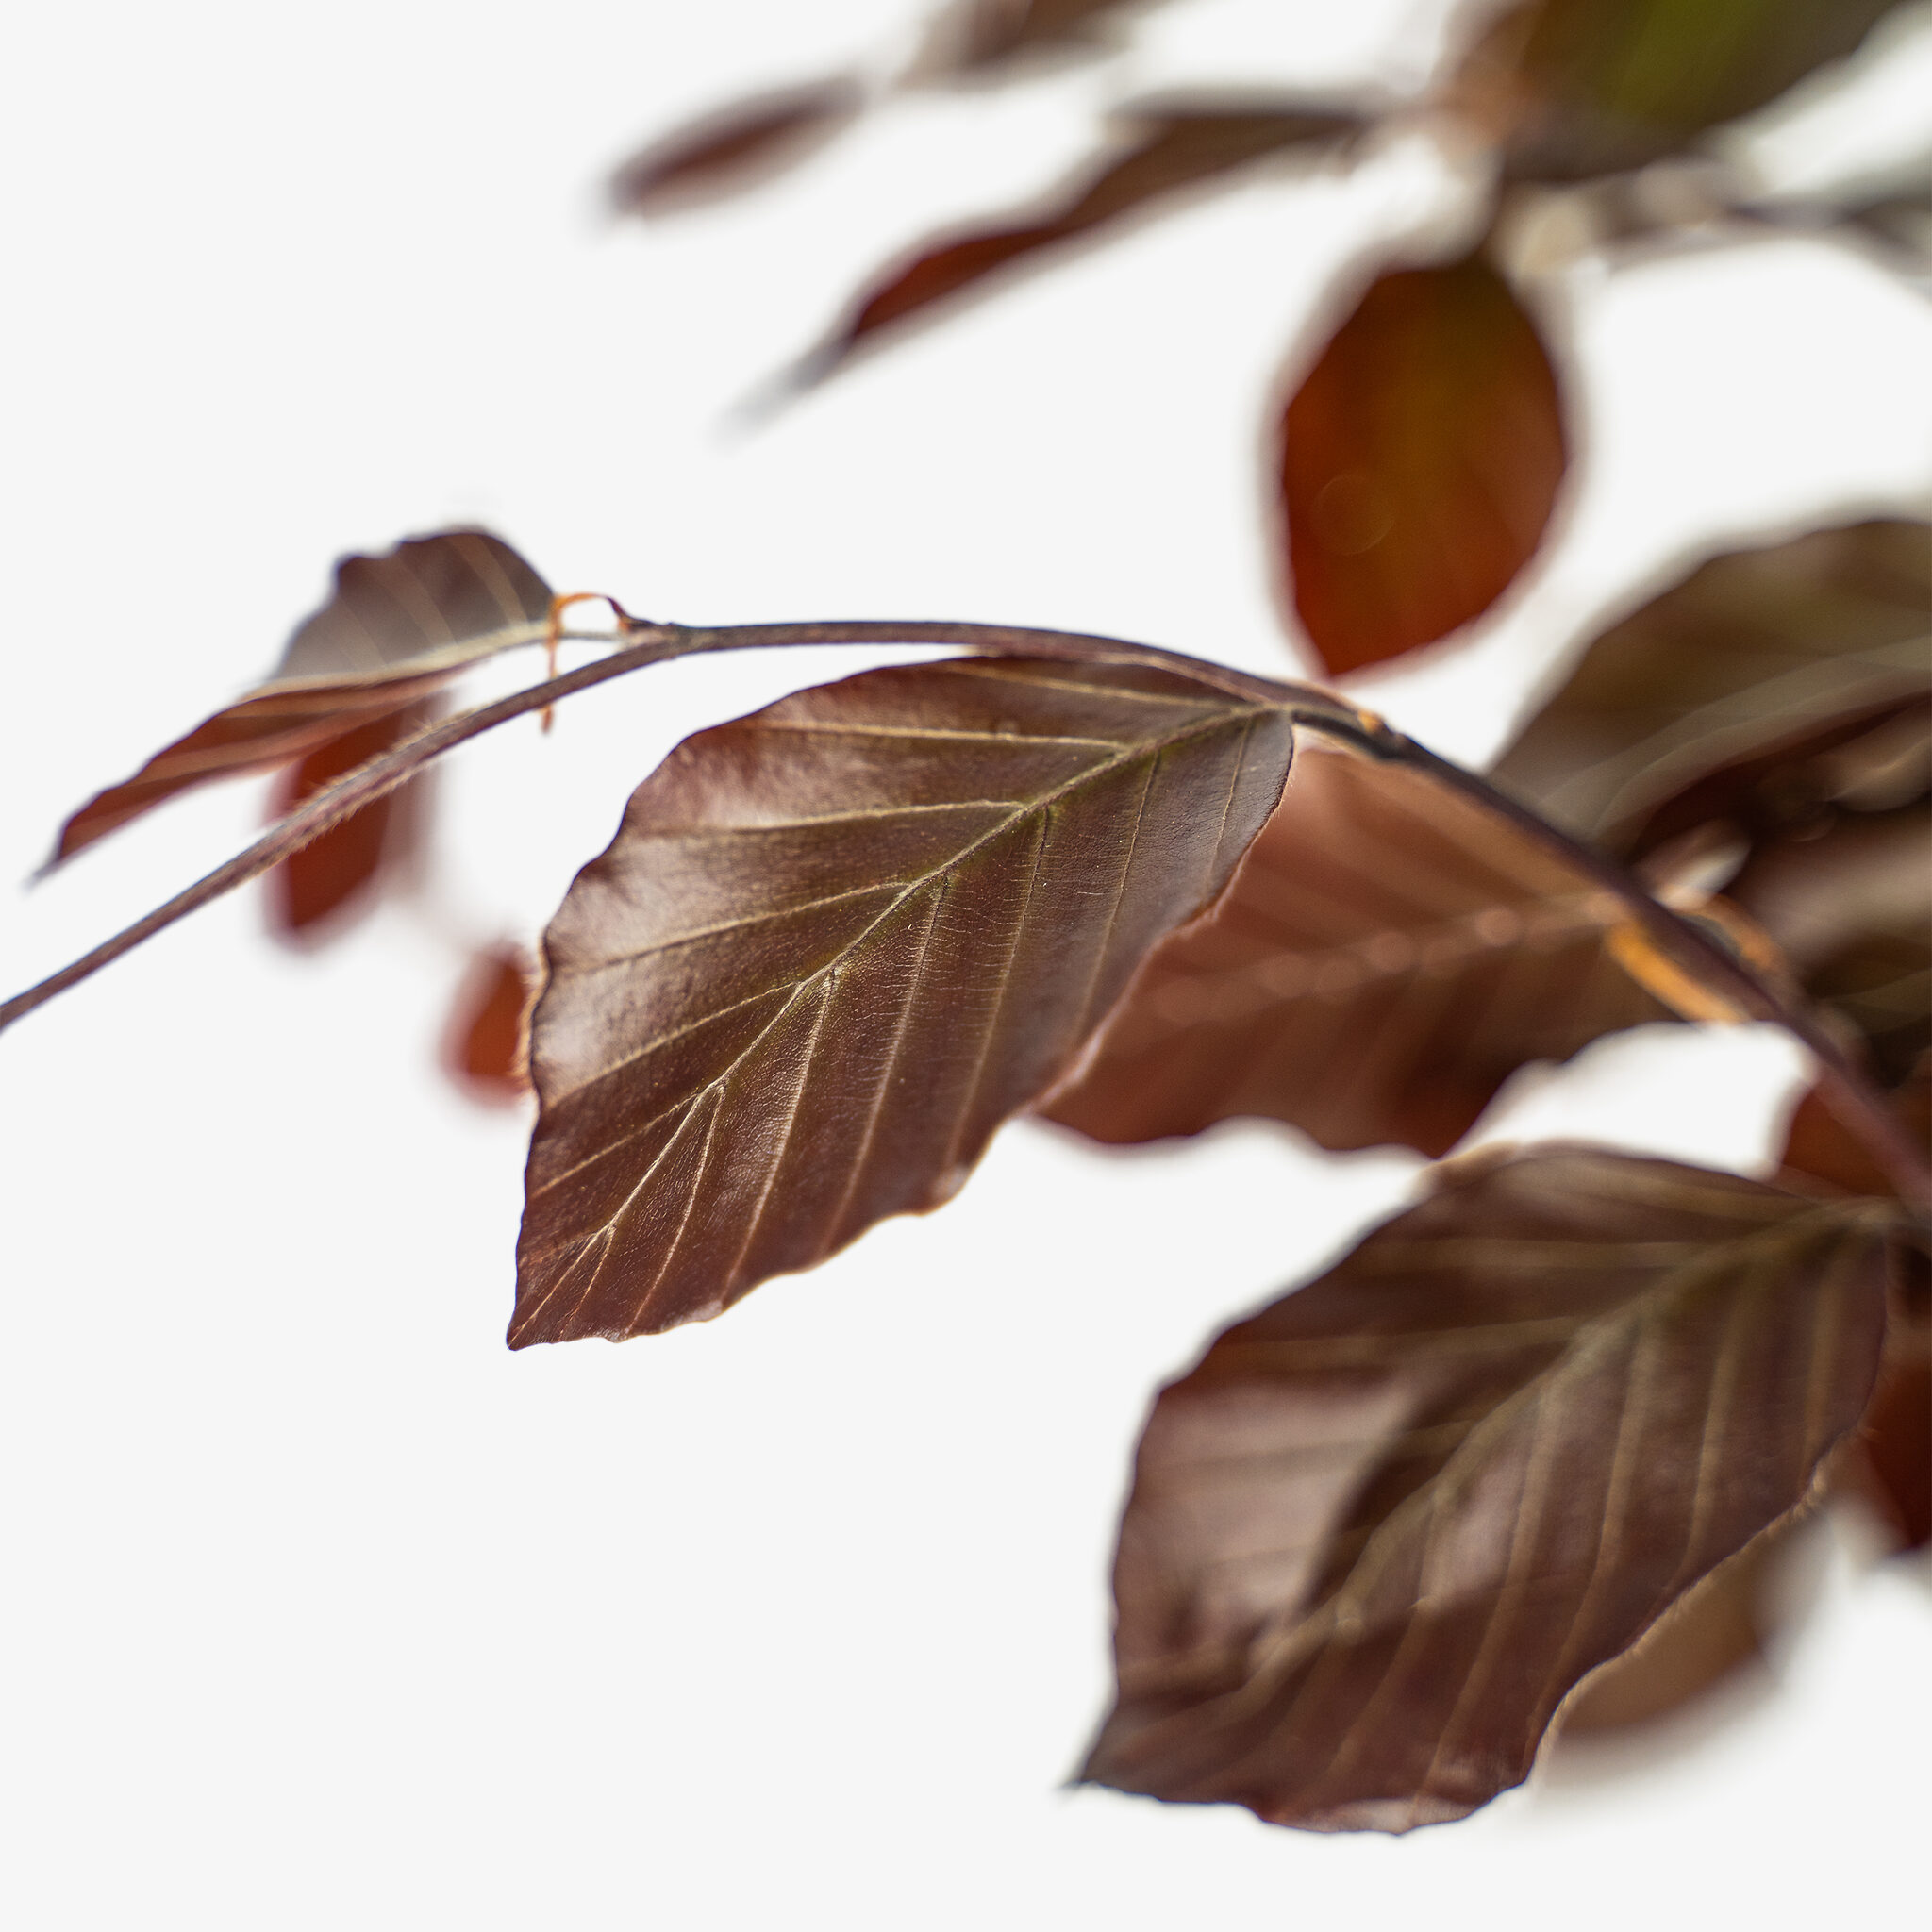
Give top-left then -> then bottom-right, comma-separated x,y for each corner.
1557,1513 -> 1805,1733
1777,1065 -> 1930,1201
52,530 -> 552,865
609,77 -> 864,217
443,943 -> 538,1105
1083,1146 -> 1892,1831
819,106 -> 1357,368
511,657 -> 1295,1345
1838,1319 -> 1931,1553
1494,519 -> 1931,1080
1279,254 -> 1567,675
264,700 -> 438,940
1041,746 -> 1670,1158
1460,0 -> 1908,183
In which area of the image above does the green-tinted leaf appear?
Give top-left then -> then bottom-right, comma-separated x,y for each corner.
1278,254 -> 1568,675
1084,1146 -> 1891,1830
1041,746 -> 1668,1157
511,657 -> 1295,1345
1463,0 -> 1907,182
51,530 -> 552,865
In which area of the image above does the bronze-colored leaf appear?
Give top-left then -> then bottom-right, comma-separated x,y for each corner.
1083,1146 -> 1892,1831
609,77 -> 865,218
51,530 -> 552,865
1492,520 -> 1929,850
1460,0 -> 1907,183
1556,1512 -> 1800,1732
1834,1307 -> 1930,1553
264,699 -> 438,939
1493,520 -> 1931,1077
912,0 -> 1149,75
1277,254 -> 1568,676
511,657 -> 1295,1346
1041,746 -> 1670,1158
1777,1063 -> 1929,1200
815,106 -> 1357,370
443,943 -> 538,1105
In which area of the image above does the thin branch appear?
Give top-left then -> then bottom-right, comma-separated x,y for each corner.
5,614 -> 1924,1216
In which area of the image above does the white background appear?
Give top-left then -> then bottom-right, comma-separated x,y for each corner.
2,3 -> 1928,1926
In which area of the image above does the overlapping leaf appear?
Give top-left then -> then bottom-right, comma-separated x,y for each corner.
1494,519 -> 1931,1078
1082,1145 -> 1892,1830
52,529 -> 552,863
1278,254 -> 1567,675
1460,0 -> 1907,182
1041,746 -> 1670,1158
263,697 -> 441,938
808,104 -> 1356,374
511,656 -> 1295,1345
609,77 -> 865,217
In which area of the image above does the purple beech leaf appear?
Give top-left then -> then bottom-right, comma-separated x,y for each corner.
808,104 -> 1357,375
1277,252 -> 1569,675
1084,1145 -> 1894,1830
1041,746 -> 1671,1158
51,530 -> 552,865
609,77 -> 866,217
510,656 -> 1295,1345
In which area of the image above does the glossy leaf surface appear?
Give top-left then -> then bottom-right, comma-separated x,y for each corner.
609,78 -> 864,216
816,106 -> 1355,370
1279,255 -> 1567,675
52,530 -> 552,864
1084,1147 -> 1891,1830
1041,747 -> 1668,1158
511,657 -> 1294,1345
1468,0 -> 1906,181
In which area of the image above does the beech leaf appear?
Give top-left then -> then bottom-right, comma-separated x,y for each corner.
510,657 -> 1295,1345
1083,1145 -> 1893,1830
913,0 -> 1153,75
609,77 -> 865,218
811,105 -> 1357,374
1493,519 -> 1931,1079
444,943 -> 538,1106
51,530 -> 552,866
1278,253 -> 1568,676
1463,0 -> 1907,182
1041,745 -> 1670,1158
263,698 -> 439,939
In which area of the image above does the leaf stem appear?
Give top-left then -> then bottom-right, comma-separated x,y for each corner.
6,615 -> 1924,1217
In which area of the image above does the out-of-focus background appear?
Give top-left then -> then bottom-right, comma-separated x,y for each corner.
1,3 -> 1927,1925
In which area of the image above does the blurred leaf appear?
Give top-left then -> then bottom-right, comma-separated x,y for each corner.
1494,519 -> 1931,1077
912,0 -> 1153,75
809,105 -> 1357,372
1777,1061 -> 1930,1199
1835,1290 -> 1930,1552
264,699 -> 438,941
51,530 -> 552,866
1460,0 -> 1908,182
609,77 -> 865,217
1278,254 -> 1567,675
1493,520 -> 1929,849
444,943 -> 537,1105
1041,746 -> 1668,1158
1082,1145 -> 1891,1830
511,657 -> 1295,1345
1725,796 -> 1930,1083
1557,1512 -> 1803,1732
